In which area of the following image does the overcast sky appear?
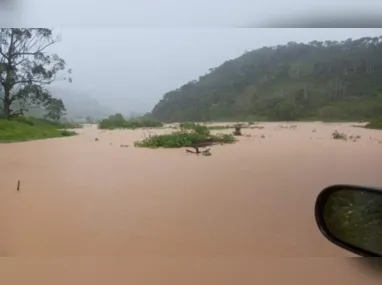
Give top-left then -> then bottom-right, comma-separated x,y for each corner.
47,28 -> 382,113
3,0 -> 382,28
2,1 -> 382,113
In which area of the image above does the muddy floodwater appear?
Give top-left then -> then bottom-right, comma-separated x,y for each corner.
1,122 -> 382,284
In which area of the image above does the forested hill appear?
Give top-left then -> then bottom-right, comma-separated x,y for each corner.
151,36 -> 382,122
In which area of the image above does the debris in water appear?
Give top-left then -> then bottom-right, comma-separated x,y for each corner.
17,180 -> 20,191
250,125 -> 264,129
349,134 -> 361,142
332,130 -> 347,141
95,138 -> 99,141
202,148 -> 212,156
187,147 -> 212,156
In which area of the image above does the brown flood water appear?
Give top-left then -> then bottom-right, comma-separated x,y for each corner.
1,122 -> 382,284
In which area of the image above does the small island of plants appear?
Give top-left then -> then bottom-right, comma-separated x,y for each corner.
134,123 -> 236,149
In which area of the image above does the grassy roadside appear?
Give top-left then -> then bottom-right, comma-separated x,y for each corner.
0,117 -> 78,143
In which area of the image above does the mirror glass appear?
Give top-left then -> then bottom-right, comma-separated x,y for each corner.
322,188 -> 382,255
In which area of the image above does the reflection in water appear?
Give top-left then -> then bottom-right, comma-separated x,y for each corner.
323,189 -> 382,255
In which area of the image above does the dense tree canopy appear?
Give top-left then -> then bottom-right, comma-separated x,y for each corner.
151,36 -> 382,122
0,28 -> 71,119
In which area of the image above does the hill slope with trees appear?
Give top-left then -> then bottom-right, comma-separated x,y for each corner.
151,36 -> 382,122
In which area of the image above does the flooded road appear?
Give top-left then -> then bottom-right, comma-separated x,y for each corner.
1,123 -> 382,284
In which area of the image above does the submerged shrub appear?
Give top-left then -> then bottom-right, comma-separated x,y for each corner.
134,130 -> 236,148
332,130 -> 347,140
61,129 -> 77,137
179,122 -> 210,135
365,118 -> 382,130
208,125 -> 233,130
201,148 -> 212,156
233,123 -> 242,136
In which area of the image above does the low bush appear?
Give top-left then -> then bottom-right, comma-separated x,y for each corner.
365,118 -> 382,130
179,122 -> 210,135
61,129 -> 77,137
99,113 -> 163,129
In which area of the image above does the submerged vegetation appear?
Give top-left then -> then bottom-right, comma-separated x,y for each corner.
134,123 -> 236,148
233,124 -> 242,136
332,130 -> 348,140
98,113 -> 163,129
179,122 -> 210,135
0,117 -> 78,142
134,131 -> 235,148
365,118 -> 382,130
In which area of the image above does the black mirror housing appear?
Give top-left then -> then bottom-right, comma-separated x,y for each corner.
315,184 -> 382,257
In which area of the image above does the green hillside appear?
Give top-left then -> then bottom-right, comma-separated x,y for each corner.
151,36 -> 382,122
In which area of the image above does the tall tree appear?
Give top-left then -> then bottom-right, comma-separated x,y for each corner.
0,28 -> 71,118
44,97 -> 66,121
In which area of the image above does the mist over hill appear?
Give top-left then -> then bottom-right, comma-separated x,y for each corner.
0,86 -> 115,121
47,87 -> 115,121
151,35 -> 382,122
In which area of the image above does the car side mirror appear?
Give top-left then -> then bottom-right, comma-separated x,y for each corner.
315,184 -> 382,257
